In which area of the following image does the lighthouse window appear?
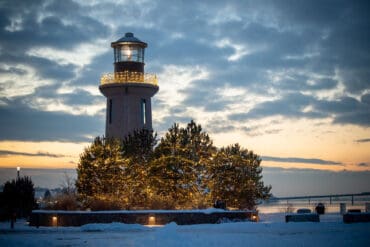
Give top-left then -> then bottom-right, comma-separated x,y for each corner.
118,46 -> 144,62
141,99 -> 146,125
137,47 -> 144,62
122,47 -> 132,61
116,48 -> 121,62
109,99 -> 113,124
141,48 -> 144,62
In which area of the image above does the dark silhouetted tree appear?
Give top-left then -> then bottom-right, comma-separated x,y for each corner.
1,176 -> 36,218
43,189 -> 51,200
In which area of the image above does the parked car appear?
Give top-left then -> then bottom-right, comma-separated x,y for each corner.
297,208 -> 312,214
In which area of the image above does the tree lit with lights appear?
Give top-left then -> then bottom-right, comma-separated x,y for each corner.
76,121 -> 271,210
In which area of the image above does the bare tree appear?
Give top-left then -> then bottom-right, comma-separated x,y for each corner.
60,171 -> 75,195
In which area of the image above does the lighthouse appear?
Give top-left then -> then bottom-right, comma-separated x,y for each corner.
99,33 -> 159,140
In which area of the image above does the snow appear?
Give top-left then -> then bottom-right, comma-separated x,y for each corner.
1,213 -> 369,246
81,222 -> 149,232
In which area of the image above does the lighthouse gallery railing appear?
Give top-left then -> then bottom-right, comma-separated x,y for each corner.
100,71 -> 158,86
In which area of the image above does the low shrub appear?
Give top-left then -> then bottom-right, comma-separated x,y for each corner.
86,198 -> 122,211
46,194 -> 80,211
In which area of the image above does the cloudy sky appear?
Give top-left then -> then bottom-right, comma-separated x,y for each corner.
0,0 -> 369,196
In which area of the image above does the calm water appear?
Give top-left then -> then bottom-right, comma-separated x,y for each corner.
258,196 -> 370,213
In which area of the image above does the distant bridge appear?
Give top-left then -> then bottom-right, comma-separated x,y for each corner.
270,192 -> 370,205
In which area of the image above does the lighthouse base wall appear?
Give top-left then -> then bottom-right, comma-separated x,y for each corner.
99,83 -> 158,140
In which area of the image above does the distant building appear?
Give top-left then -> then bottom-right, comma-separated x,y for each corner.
99,33 -> 159,140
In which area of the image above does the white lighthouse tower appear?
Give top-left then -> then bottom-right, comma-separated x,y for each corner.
99,33 -> 159,140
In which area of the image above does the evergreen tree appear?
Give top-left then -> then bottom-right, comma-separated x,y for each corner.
149,155 -> 198,208
2,176 -> 36,218
120,129 -> 157,208
154,120 -> 215,162
122,128 -> 157,164
76,130 -> 157,209
208,144 -> 271,209
75,121 -> 271,210
76,137 -> 127,206
152,121 -> 215,207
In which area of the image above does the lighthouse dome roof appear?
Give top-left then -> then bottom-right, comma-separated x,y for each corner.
111,32 -> 147,47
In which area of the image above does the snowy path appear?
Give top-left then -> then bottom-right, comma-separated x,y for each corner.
1,213 -> 369,247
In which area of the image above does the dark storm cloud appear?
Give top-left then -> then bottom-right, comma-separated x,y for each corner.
0,52 -> 76,81
357,163 -> 370,167
0,150 -> 66,158
270,0 -> 350,27
314,97 -> 362,114
61,90 -> 104,106
31,84 -> 60,98
228,92 -> 370,127
208,123 -> 236,134
211,1 -> 369,125
29,56 -> 76,81
334,111 -> 370,127
0,98 -> 103,142
229,93 -> 322,121
277,77 -> 338,92
151,37 -> 223,66
0,0 -> 111,142
322,8 -> 370,88
21,83 -> 104,112
0,66 -> 27,75
147,1 -> 368,128
355,138 -> 370,143
242,27 -> 320,69
313,96 -> 370,127
361,94 -> 370,105
182,83 -> 233,112
0,0 -> 109,84
262,156 -> 342,165
0,0 -> 108,50
1,0 -> 370,142
264,129 -> 282,135
70,52 -> 112,86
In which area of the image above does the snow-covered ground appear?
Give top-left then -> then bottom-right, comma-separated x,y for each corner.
1,213 -> 369,247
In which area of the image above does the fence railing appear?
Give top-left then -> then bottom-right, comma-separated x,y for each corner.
100,71 -> 158,86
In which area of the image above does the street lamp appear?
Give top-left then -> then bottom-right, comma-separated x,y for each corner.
17,166 -> 20,179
